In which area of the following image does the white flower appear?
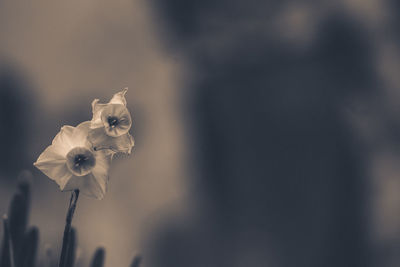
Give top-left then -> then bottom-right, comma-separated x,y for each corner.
34,121 -> 111,199
88,88 -> 134,154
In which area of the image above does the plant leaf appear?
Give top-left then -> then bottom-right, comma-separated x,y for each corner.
20,227 -> 38,267
130,255 -> 142,267
90,248 -> 105,267
0,215 -> 15,267
8,178 -> 30,266
90,248 -> 106,267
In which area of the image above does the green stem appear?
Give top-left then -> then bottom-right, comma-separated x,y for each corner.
59,190 -> 79,267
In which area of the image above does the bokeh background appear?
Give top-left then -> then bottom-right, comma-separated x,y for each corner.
1,0 -> 400,266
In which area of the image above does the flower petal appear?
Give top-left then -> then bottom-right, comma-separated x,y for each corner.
51,126 -> 76,156
62,174 -> 106,199
109,88 -> 128,106
92,151 -> 111,193
88,128 -> 134,154
34,145 -> 72,186
70,121 -> 92,148
76,120 -> 91,132
91,99 -> 108,129
62,148 -> 110,199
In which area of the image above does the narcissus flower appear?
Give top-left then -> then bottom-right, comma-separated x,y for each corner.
34,122 -> 111,199
88,88 -> 134,154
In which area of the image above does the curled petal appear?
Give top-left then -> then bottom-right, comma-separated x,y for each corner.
91,99 -> 108,129
34,145 -> 72,186
109,88 -> 128,106
75,120 -> 91,132
88,127 -> 134,154
90,88 -> 131,132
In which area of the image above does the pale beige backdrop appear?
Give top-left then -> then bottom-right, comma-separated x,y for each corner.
0,0 -> 191,266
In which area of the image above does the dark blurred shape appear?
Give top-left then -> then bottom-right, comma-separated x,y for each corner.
20,226 -> 39,267
65,228 -> 77,267
1,174 -> 35,267
152,0 -> 283,42
90,247 -> 105,267
43,246 -> 57,267
60,190 -> 79,267
1,215 -> 12,267
0,64 -> 34,178
8,179 -> 30,266
1,176 -> 144,267
130,255 -> 142,267
149,1 -> 376,267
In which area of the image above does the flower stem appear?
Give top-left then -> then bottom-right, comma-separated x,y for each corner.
59,190 -> 79,267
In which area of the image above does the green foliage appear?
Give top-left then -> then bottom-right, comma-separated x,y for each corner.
0,175 -> 142,267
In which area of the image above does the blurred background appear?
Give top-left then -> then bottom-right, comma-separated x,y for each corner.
1,0 -> 400,266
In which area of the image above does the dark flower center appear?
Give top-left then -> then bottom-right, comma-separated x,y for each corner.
100,104 -> 132,137
66,147 -> 96,176
74,154 -> 89,167
107,116 -> 119,128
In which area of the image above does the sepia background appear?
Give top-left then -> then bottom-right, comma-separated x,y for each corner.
1,0 -> 400,266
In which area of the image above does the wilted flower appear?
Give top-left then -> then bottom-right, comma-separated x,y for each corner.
34,122 -> 111,199
88,88 -> 134,154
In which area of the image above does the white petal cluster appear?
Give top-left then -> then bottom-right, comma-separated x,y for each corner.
89,88 -> 134,155
34,89 -> 134,199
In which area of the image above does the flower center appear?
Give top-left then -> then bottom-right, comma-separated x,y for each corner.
107,116 -> 119,128
100,104 -> 132,137
66,147 -> 96,176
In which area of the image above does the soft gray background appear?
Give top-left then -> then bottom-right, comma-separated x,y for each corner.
1,0 -> 400,266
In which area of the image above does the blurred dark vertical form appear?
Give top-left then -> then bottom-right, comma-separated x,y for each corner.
149,1 -> 376,267
0,63 -> 33,179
